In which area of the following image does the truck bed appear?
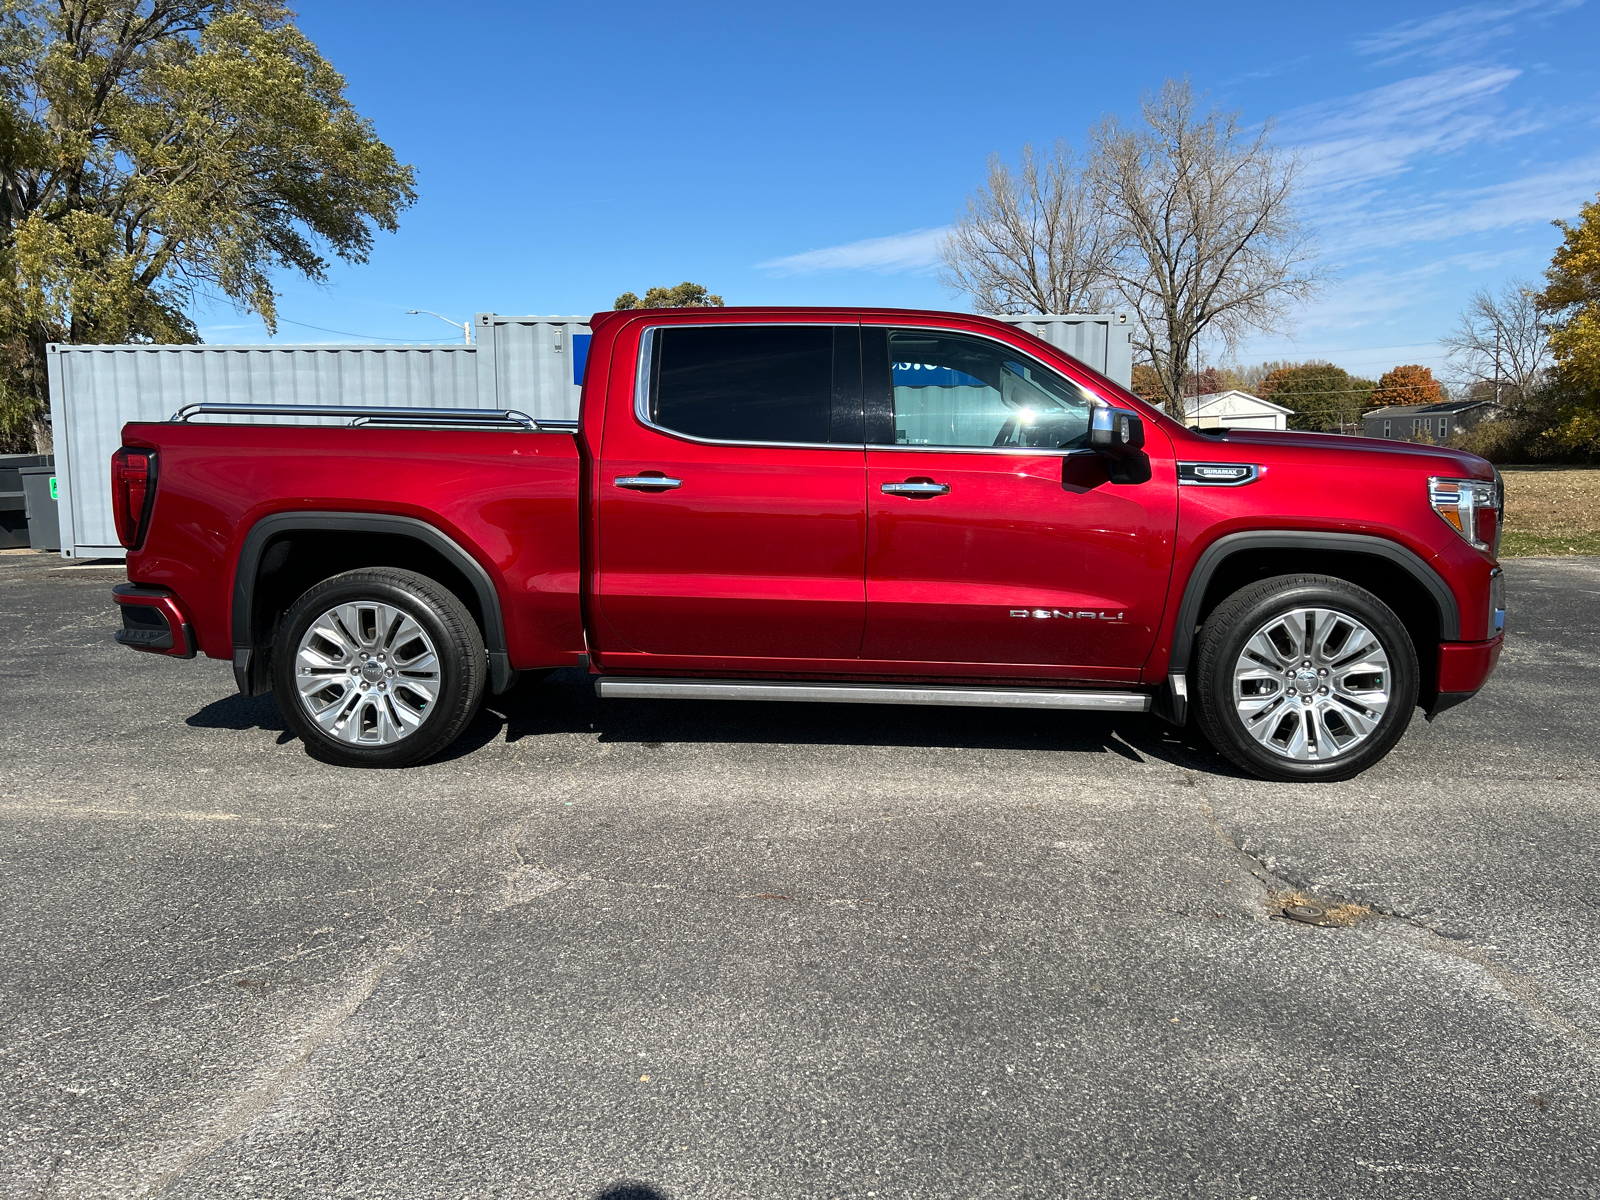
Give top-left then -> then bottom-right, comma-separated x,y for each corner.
120,422 -> 585,670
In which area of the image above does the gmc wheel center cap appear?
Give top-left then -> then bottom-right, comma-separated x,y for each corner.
1293,668 -> 1319,692
361,661 -> 385,682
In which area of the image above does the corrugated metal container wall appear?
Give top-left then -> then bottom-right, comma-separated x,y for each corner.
989,314 -> 1134,389
47,342 -> 484,558
474,314 -> 589,420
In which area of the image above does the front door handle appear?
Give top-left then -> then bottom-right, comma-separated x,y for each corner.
614,474 -> 683,491
880,480 -> 951,498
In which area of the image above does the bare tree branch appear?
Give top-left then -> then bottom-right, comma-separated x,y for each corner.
1089,79 -> 1322,409
938,140 -> 1114,315
1441,280 -> 1549,404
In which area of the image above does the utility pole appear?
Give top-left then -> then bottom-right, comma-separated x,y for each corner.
1492,330 -> 1501,405
1192,338 -> 1201,426
406,310 -> 473,345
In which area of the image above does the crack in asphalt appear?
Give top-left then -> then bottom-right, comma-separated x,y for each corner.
1196,797 -> 1600,1063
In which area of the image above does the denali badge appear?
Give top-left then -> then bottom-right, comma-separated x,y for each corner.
1010,608 -> 1124,621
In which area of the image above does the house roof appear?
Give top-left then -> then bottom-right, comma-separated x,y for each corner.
1186,390 -> 1294,416
1365,399 -> 1501,417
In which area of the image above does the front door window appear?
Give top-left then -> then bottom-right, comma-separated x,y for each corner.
886,329 -> 1093,450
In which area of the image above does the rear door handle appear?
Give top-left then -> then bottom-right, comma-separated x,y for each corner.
880,480 -> 950,498
614,475 -> 683,491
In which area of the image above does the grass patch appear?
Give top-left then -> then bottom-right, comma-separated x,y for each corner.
1499,466 -> 1600,557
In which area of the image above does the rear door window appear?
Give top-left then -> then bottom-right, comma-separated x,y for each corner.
647,325 -> 858,445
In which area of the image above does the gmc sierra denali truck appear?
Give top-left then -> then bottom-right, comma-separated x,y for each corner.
107,307 -> 1506,781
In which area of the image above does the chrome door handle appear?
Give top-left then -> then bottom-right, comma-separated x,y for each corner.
880,480 -> 950,497
614,475 -> 682,491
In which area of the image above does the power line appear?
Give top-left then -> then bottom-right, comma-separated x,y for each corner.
274,317 -> 460,344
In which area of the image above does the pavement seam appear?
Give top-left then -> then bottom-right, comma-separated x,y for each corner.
0,930 -> 371,1060
140,928 -> 432,1198
1389,930 -> 1600,1059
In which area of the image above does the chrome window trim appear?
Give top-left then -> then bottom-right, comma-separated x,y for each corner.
868,443 -> 1100,459
633,323 -> 852,452
1177,461 -> 1261,486
631,321 -> 1112,454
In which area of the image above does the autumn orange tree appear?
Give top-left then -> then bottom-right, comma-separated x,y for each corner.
1130,363 -> 1163,402
1372,364 -> 1442,408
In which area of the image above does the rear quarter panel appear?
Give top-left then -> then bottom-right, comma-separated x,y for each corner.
121,424 -> 584,667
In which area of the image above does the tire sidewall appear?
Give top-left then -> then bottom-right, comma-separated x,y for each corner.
273,571 -> 480,768
1197,579 -> 1418,782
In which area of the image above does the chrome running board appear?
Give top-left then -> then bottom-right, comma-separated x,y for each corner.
594,677 -> 1151,713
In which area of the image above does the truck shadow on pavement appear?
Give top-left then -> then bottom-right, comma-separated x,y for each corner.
185,690 -> 287,734
592,1184 -> 669,1200
449,669 -> 1242,777
182,668 -> 1244,777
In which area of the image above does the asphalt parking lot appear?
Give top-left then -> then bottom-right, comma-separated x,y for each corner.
2,551 -> 1597,1200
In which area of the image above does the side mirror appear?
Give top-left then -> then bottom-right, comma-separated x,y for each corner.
1090,406 -> 1145,457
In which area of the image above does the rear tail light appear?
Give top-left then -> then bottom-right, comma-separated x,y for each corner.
1428,475 -> 1501,555
112,447 -> 158,549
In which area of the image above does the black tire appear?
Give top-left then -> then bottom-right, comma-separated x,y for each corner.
1193,574 -> 1418,783
273,568 -> 486,768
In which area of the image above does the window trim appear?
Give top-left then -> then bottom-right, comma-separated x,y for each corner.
873,325 -> 1104,457
633,323 -> 855,451
631,321 -> 1112,457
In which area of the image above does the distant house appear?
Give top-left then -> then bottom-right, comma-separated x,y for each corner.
1362,399 -> 1504,443
1182,390 -> 1292,431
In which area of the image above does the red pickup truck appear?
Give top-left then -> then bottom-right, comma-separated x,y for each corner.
108,306 -> 1505,781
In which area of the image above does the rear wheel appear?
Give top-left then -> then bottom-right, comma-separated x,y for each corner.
273,568 -> 485,768
1194,575 -> 1418,782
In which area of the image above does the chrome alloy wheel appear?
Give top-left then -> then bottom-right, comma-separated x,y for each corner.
1231,606 -> 1392,762
293,602 -> 441,745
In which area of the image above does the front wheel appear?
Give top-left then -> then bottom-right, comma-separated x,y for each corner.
273,568 -> 486,768
1193,575 -> 1418,782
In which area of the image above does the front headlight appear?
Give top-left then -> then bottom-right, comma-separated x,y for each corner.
1428,475 -> 1502,555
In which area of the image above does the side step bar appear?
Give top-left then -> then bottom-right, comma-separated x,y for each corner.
594,677 -> 1151,713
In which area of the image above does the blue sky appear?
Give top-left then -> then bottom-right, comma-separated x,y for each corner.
201,0 -> 1600,383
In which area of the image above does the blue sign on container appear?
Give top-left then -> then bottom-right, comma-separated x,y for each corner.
573,334 -> 592,386
892,362 -> 985,388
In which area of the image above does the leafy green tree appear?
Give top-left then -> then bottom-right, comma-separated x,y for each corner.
0,1 -> 417,451
1536,190 -> 1600,453
613,282 -> 724,310
1258,361 -> 1371,431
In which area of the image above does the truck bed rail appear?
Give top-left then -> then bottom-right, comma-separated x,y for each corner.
168,403 -> 577,432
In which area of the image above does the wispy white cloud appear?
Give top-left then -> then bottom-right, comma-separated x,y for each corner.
757,227 -> 949,276
1288,249 -> 1529,334
1284,67 -> 1526,193
1337,155 -> 1600,249
1354,0 -> 1583,65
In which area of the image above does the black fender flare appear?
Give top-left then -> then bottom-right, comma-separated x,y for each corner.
1154,530 -> 1459,725
231,511 -> 516,696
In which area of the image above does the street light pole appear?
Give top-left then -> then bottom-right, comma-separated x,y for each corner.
406,309 -> 472,345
